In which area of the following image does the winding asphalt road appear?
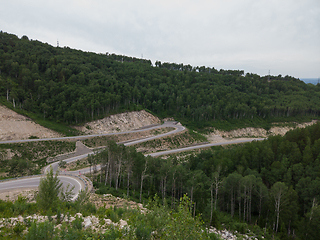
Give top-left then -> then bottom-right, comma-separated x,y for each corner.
0,121 -> 264,199
0,121 -> 184,199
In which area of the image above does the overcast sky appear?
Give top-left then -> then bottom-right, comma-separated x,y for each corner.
1,0 -> 319,78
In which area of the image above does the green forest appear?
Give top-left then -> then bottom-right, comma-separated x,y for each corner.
89,122 -> 320,239
0,31 -> 320,130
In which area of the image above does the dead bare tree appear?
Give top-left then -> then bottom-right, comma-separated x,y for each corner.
140,160 -> 148,203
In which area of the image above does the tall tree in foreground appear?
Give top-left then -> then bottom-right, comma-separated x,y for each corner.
36,167 -> 74,211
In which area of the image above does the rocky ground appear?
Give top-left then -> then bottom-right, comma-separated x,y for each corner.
206,120 -> 318,141
89,193 -> 147,213
0,212 -> 129,235
0,106 -> 161,141
73,110 -> 161,134
209,227 -> 264,240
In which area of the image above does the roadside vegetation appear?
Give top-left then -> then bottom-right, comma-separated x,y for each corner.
135,129 -> 207,153
0,141 -> 75,178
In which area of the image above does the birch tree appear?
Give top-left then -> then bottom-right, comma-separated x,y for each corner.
270,182 -> 288,233
140,159 -> 148,203
210,166 -> 222,225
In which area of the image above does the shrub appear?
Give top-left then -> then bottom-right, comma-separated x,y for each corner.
72,216 -> 83,230
25,221 -> 55,240
135,222 -> 152,240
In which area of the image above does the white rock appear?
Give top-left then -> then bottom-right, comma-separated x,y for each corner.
91,216 -> 99,225
55,224 -> 62,229
83,218 -> 92,229
119,219 -> 127,228
104,219 -> 112,225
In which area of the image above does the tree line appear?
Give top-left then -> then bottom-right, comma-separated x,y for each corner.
89,122 -> 320,240
0,31 -> 319,128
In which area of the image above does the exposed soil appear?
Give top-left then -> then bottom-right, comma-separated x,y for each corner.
73,110 -> 161,134
0,188 -> 37,202
0,104 -> 61,141
206,120 -> 318,141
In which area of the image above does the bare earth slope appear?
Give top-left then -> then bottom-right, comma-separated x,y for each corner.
0,105 -> 61,141
74,110 -> 161,134
207,120 -> 318,142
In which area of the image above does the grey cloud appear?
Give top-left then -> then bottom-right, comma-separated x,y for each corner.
0,0 -> 319,77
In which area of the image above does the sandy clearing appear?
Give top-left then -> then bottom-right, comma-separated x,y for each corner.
0,104 -> 61,141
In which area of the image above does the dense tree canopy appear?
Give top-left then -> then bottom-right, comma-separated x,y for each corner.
1,31 -> 319,128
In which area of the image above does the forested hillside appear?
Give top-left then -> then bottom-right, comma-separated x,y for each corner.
0,31 -> 319,129
90,122 -> 320,239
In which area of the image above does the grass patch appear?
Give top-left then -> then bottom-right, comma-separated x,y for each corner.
188,129 -> 207,142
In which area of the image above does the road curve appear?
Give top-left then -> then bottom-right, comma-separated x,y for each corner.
0,175 -> 84,201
